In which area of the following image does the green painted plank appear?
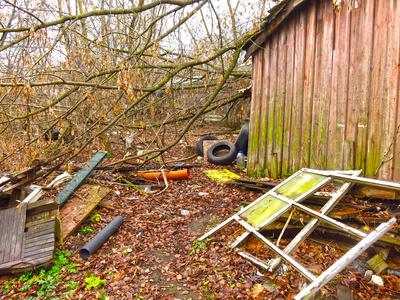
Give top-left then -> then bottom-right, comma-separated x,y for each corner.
55,151 -> 108,208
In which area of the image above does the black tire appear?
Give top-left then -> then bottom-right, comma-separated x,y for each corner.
207,141 -> 237,165
235,127 -> 249,156
196,135 -> 219,157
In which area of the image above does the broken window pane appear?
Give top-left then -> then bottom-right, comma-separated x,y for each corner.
276,172 -> 327,199
240,195 -> 287,227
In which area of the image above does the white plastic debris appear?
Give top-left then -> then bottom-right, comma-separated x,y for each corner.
364,270 -> 373,277
371,275 -> 384,286
125,132 -> 136,149
181,209 -> 190,216
46,172 -> 72,188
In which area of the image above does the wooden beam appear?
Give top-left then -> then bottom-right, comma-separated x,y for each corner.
55,151 -> 108,208
60,184 -> 111,242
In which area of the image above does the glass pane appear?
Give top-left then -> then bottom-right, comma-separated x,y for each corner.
276,172 -> 328,199
240,195 -> 287,227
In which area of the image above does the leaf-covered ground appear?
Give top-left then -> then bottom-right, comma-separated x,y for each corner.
1,127 -> 400,299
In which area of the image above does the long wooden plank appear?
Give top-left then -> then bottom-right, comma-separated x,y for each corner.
0,252 -> 53,274
393,1 -> 400,182
327,3 -> 350,170
27,198 -> 58,216
266,34 -> 279,177
25,234 -> 54,246
359,0 -> 374,173
25,221 -> 55,238
1,208 -> 18,264
301,0 -> 317,168
24,245 -> 55,258
291,10 -> 306,172
344,1 -> 360,170
248,52 -> 263,175
0,209 -> 6,263
345,0 -> 373,173
270,26 -> 288,178
382,1 -> 400,180
10,203 -> 27,262
252,50 -> 264,175
55,151 -> 108,208
365,1 -> 388,178
25,234 -> 55,249
21,253 -> 53,267
309,0 -> 324,169
282,14 -> 296,176
258,39 -> 270,175
25,210 -> 57,228
60,184 -> 111,241
311,0 -> 334,170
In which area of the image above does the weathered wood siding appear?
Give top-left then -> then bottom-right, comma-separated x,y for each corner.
248,0 -> 400,180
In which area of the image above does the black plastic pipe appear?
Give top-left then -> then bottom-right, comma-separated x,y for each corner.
79,216 -> 124,260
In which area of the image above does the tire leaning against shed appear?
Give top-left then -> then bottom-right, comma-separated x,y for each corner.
235,127 -> 249,155
207,140 -> 238,165
196,135 -> 219,157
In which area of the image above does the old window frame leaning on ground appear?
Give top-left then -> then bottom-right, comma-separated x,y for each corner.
199,168 -> 399,300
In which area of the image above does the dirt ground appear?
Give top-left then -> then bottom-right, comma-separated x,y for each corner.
1,125 -> 400,299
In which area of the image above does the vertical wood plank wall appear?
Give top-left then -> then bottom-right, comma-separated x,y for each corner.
248,0 -> 400,181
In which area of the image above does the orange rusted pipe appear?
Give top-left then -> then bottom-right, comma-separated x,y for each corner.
138,169 -> 190,181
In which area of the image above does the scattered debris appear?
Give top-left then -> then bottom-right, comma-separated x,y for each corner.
200,168 -> 400,300
138,169 -> 190,181
43,128 -> 60,141
181,209 -> 190,216
371,274 -> 384,287
367,254 -> 388,274
204,169 -> 240,182
46,172 -> 72,189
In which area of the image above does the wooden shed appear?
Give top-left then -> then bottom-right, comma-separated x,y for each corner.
245,0 -> 400,180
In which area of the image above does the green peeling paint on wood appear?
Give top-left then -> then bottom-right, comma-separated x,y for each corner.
55,151 -> 108,208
